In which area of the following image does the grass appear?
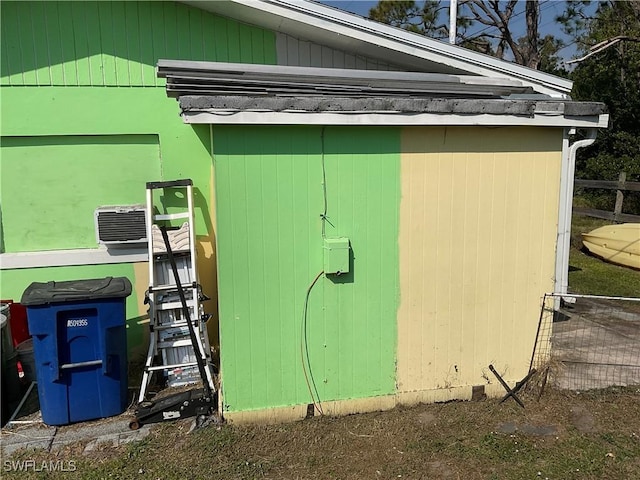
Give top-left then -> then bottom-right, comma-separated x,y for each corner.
3,387 -> 640,480
568,215 -> 640,297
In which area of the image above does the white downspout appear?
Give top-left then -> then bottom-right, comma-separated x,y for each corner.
555,128 -> 598,299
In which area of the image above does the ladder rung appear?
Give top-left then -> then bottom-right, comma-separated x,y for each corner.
148,283 -> 197,292
146,362 -> 200,372
158,328 -> 204,338
154,212 -> 190,221
152,300 -> 197,311
151,321 -> 191,329
151,248 -> 192,255
158,339 -> 196,348
158,333 -> 197,342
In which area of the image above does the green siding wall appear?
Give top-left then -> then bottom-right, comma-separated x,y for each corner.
0,1 -> 276,86
0,1 -> 277,353
0,88 -> 210,253
214,126 -> 400,412
0,87 -> 211,349
1,135 -> 160,252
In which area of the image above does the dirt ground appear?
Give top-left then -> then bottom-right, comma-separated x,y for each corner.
3,386 -> 640,480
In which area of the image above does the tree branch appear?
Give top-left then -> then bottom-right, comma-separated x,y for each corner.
566,35 -> 640,64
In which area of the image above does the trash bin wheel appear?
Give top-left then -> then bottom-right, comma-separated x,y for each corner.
129,419 -> 141,430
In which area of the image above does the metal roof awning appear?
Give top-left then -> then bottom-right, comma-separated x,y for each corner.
157,60 -> 535,99
158,60 -> 609,128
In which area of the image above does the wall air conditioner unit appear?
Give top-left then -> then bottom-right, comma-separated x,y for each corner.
95,205 -> 147,246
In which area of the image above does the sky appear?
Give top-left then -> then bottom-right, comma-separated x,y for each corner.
316,0 -> 598,63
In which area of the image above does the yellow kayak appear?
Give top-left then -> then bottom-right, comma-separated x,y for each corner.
582,223 -> 640,269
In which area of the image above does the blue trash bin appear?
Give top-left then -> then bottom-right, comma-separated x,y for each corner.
21,277 -> 132,425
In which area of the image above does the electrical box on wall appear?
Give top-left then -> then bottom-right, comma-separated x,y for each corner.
323,237 -> 350,275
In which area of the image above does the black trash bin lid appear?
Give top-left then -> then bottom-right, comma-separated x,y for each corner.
21,277 -> 132,306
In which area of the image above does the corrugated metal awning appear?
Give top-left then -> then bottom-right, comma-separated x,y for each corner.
157,60 -> 535,99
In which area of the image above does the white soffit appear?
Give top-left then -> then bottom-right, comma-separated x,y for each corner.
183,0 -> 574,97
181,111 -> 609,128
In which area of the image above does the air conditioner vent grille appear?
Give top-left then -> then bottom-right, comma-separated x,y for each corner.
95,207 -> 147,245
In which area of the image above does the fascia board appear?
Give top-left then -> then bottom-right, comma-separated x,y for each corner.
181,111 -> 609,128
184,0 -> 573,97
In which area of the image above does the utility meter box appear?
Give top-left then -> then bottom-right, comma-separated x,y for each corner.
323,237 -> 350,275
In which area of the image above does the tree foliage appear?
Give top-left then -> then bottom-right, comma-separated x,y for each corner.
368,0 -> 564,72
567,1 -> 640,212
460,0 -> 540,68
572,0 -> 640,180
368,0 -> 447,36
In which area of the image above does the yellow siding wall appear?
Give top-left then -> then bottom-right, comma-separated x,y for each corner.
398,126 -> 563,394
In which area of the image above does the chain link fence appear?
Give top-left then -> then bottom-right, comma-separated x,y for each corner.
531,293 -> 640,391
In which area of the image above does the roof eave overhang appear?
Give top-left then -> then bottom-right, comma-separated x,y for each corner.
183,0 -> 574,98
181,110 -> 609,128
177,95 -> 609,128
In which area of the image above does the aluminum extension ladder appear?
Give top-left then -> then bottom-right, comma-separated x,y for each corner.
138,179 -> 216,403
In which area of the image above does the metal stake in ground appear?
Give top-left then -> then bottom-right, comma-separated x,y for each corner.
489,364 -> 537,408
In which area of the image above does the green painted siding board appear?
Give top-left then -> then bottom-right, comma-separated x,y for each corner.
137,1 -> 156,86
176,3 -> 191,61
97,2 -> 118,86
215,126 -> 400,412
30,2 -> 51,85
251,28 -> 264,64
1,26 -> 10,85
189,7 -> 204,61
3,2 -> 24,85
238,24 -> 254,63
162,2 -> 179,64
16,2 -> 37,85
43,2 -> 65,85
212,15 -> 228,62
71,2 -> 91,85
125,1 -> 143,86
263,29 -> 277,65
149,2 -> 167,87
111,1 -> 130,86
225,21 -> 241,63
85,2 -> 106,86
201,12 -> 217,61
57,2 -> 79,86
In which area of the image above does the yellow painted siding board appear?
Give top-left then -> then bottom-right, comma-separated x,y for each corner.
398,127 -> 562,394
